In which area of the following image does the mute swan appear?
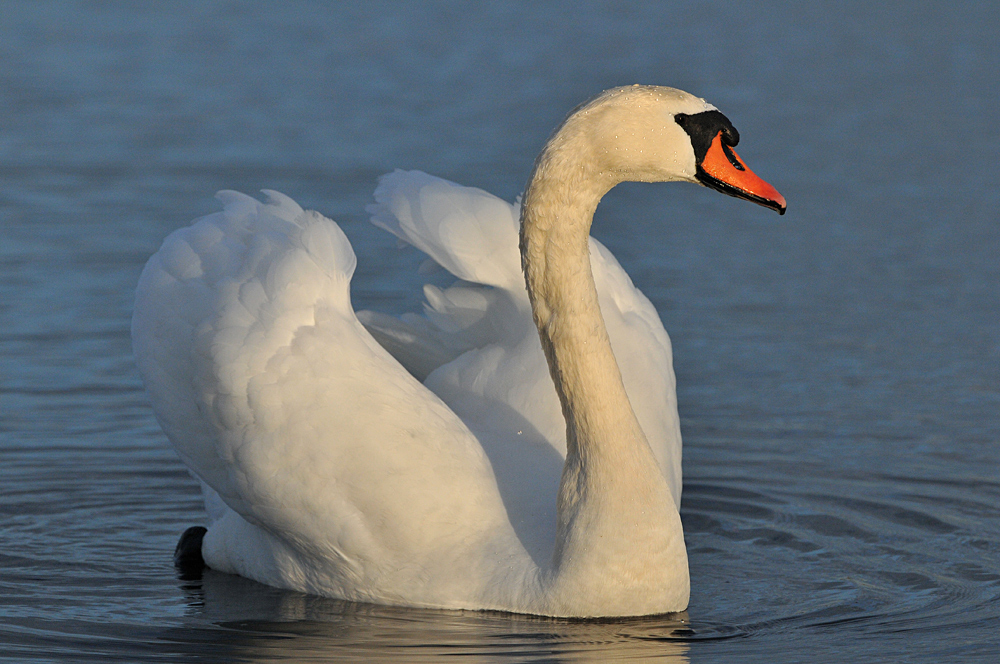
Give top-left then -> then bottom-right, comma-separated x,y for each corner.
132,85 -> 785,617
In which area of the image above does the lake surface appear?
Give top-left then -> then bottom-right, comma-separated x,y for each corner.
2,1 -> 999,661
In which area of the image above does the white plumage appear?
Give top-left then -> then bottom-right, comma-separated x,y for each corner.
133,86 -> 784,616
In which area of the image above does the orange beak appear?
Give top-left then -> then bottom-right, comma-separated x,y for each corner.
698,132 -> 786,215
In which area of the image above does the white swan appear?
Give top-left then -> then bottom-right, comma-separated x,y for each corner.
132,85 -> 785,617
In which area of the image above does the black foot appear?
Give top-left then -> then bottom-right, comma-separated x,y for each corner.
174,526 -> 208,577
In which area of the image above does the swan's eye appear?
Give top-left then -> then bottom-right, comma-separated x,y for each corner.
674,110 -> 740,165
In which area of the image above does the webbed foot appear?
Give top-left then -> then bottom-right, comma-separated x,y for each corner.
174,526 -> 207,577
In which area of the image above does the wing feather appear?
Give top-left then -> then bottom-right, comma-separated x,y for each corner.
133,191 -> 528,604
364,171 -> 682,505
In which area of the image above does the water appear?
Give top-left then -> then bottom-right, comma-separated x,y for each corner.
2,1 -> 998,661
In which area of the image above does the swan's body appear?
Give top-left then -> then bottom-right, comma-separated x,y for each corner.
133,85 -> 784,617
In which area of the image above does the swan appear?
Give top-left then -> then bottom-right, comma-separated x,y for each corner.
132,85 -> 785,617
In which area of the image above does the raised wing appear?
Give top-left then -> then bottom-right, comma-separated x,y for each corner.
364,171 -> 683,507
132,190 -> 528,606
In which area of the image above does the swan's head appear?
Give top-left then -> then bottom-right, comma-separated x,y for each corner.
557,85 -> 786,214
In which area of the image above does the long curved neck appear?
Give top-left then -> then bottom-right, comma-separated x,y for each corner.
520,145 -> 644,468
520,131 -> 688,615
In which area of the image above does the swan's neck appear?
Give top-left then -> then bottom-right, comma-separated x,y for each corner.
520,135 -> 689,615
521,153 -> 640,468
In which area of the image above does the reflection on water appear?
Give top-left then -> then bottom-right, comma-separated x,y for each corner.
2,0 -> 999,662
163,572 -> 692,663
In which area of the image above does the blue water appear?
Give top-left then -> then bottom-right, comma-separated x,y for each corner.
2,1 -> 999,661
